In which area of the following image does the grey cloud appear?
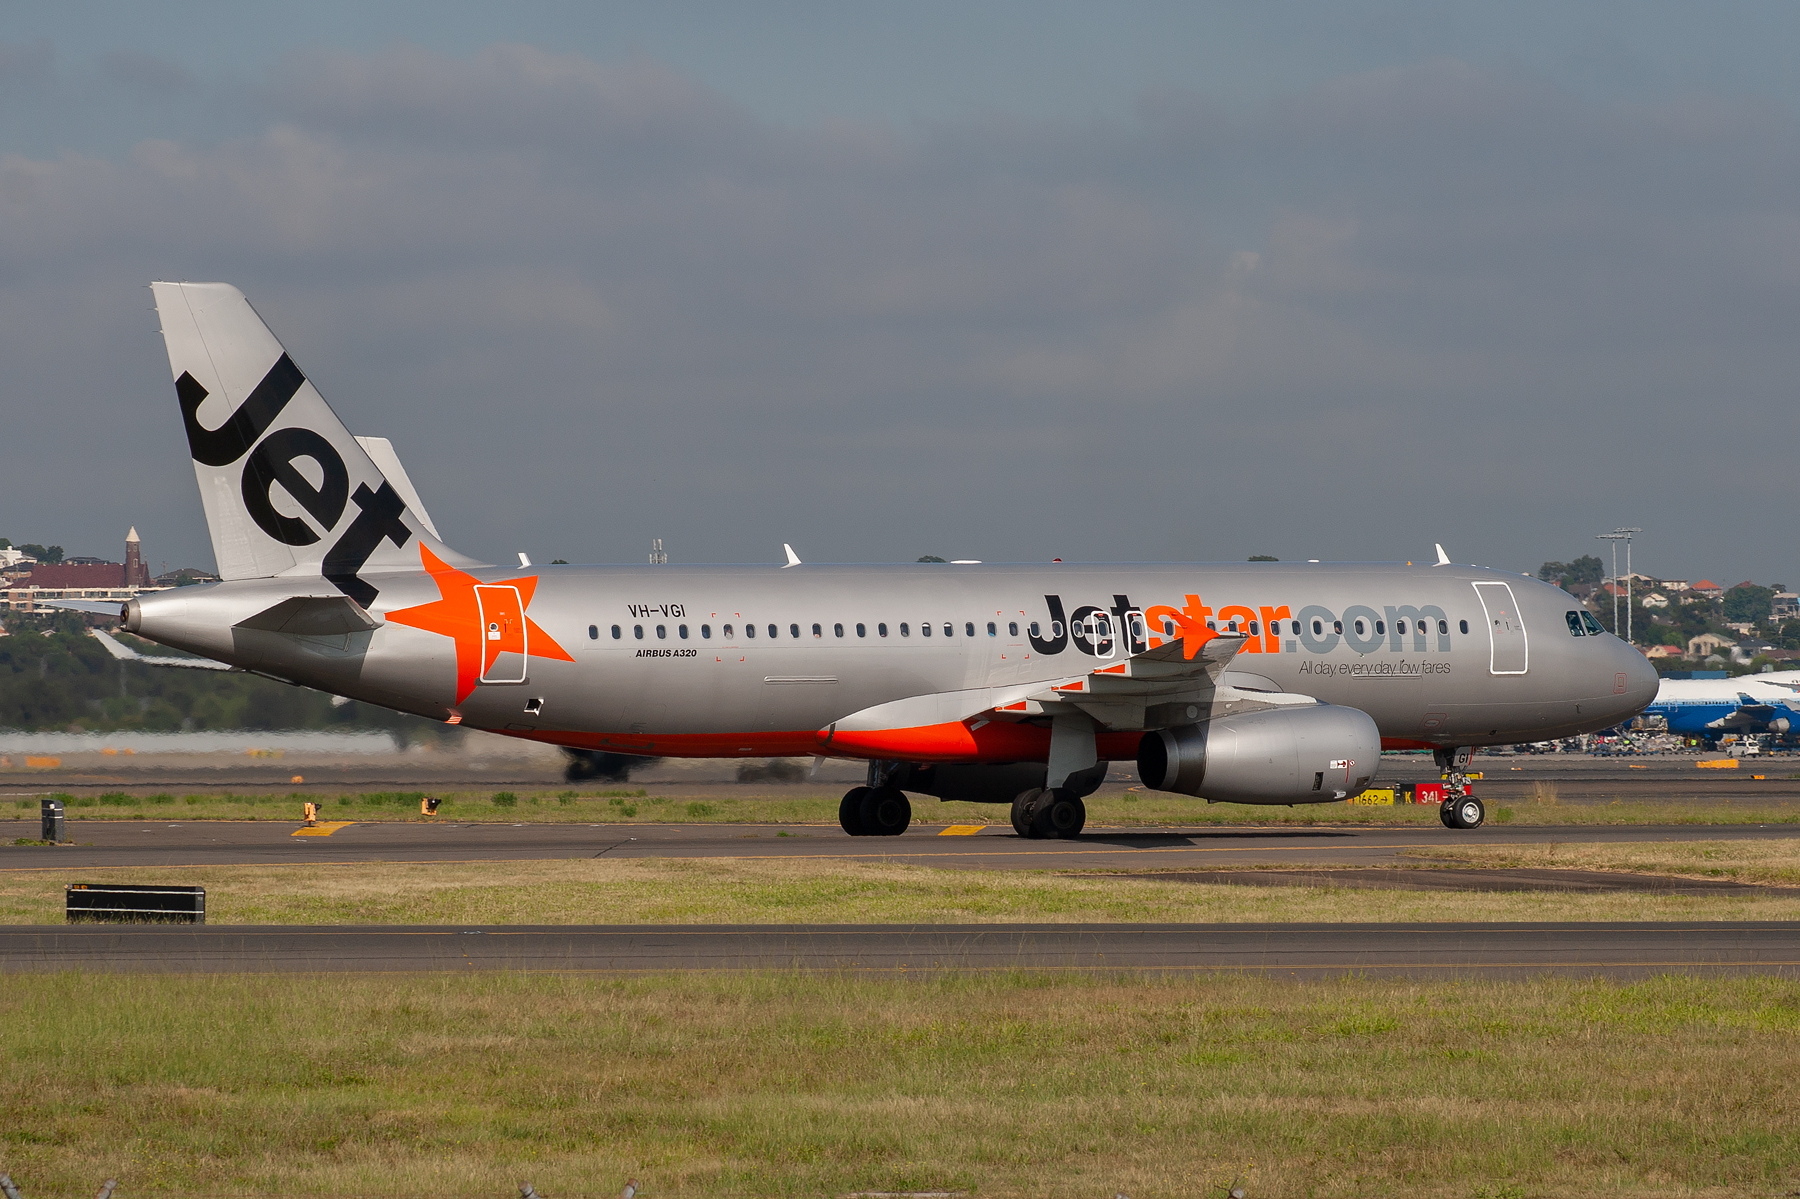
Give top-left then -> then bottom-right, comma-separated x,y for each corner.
101,50 -> 192,97
0,47 -> 1796,586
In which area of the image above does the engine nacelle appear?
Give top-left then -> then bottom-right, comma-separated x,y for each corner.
1137,705 -> 1381,805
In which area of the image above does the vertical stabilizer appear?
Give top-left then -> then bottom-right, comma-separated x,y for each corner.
151,282 -> 476,605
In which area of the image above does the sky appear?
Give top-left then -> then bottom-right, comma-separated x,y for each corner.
2,3 -> 1798,586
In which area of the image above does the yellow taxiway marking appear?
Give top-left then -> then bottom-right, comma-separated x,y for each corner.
938,825 -> 989,836
290,822 -> 355,838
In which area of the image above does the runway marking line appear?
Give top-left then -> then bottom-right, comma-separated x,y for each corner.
290,823 -> 355,838
938,825 -> 988,836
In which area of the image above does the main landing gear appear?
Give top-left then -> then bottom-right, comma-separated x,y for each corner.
1440,794 -> 1485,829
1010,787 -> 1086,839
839,786 -> 912,836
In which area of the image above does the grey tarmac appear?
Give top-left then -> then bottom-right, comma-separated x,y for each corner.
2,921 -> 1796,978
1,817 -> 1797,871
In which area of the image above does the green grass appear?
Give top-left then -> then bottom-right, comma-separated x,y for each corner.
0,971 -> 1795,1196
14,786 -> 1800,826
3,854 -> 1798,926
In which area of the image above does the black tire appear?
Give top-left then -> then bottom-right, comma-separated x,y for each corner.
858,786 -> 912,836
1028,788 -> 1086,839
1439,799 -> 1460,828
839,787 -> 871,836
1010,788 -> 1044,837
1450,795 -> 1484,829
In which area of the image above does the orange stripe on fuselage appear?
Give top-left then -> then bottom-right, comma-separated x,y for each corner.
497,724 -> 1146,763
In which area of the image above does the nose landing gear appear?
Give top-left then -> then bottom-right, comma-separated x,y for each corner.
1440,794 -> 1485,829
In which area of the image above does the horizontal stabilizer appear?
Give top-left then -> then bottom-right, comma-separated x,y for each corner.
234,595 -> 378,636
89,628 -> 236,670
36,598 -> 127,617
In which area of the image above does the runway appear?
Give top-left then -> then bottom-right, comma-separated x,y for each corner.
2,817 -> 1796,872
2,921 -> 1794,978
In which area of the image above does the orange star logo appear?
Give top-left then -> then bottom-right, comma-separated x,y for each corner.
1143,593 -> 1222,660
385,545 -> 574,704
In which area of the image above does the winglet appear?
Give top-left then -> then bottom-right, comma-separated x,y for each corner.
782,543 -> 802,568
1434,543 -> 1451,566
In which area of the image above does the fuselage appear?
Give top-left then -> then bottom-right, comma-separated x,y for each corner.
130,558 -> 1659,762
1644,673 -> 1800,737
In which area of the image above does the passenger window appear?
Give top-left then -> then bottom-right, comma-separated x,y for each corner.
1458,620 -> 1469,634
1374,620 -> 1384,635
855,623 -> 865,637
950,622 -> 960,637
834,623 -> 844,637
1249,621 -> 1259,636
678,624 -> 689,639
922,622 -> 932,637
1582,611 -> 1605,635
588,624 -> 598,640
812,623 -> 822,638
1291,621 -> 1300,635
1565,611 -> 1585,637
768,624 -> 778,638
721,624 -> 731,638
1438,619 -> 1448,635
1008,622 -> 1018,636
611,624 -> 622,639
656,625 -> 667,639
1052,621 -> 1064,638
790,623 -> 801,638
988,622 -> 997,636
900,623 -> 910,636
634,625 -> 644,640
1353,619 -> 1365,635
1395,619 -> 1407,635
1030,621 -> 1041,637
745,624 -> 756,638
967,622 -> 976,637
878,623 -> 888,637
1207,620 -> 1217,631
1333,621 -> 1343,635
1162,618 -> 1175,636
1312,619 -> 1322,635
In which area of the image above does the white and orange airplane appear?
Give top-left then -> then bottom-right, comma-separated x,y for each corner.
96,283 -> 1657,837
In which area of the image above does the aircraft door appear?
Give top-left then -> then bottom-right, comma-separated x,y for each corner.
1472,581 -> 1528,675
476,585 -> 528,683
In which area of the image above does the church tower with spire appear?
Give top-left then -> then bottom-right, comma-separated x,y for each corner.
124,527 -> 148,587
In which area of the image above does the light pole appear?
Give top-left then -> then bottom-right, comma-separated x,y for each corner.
1598,532 -> 1628,635
1615,527 -> 1642,644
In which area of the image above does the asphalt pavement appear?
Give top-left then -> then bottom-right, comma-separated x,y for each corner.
2,921 -> 1794,978
3,817 -> 1798,871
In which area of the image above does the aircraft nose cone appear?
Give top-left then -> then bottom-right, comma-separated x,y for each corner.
1613,639 -> 1660,716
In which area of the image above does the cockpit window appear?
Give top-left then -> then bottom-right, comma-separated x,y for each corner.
1581,611 -> 1605,636
1565,611 -> 1585,637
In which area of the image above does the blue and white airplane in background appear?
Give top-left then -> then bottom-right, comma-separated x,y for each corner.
1641,672 -> 1800,742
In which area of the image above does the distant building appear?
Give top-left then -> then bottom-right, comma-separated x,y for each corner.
1774,592 -> 1800,620
0,547 -> 37,570
1643,644 -> 1685,659
1662,580 -> 1691,592
1688,632 -> 1735,657
1641,593 -> 1669,609
1,528 -> 167,612
1724,621 -> 1758,635
1692,580 -> 1724,599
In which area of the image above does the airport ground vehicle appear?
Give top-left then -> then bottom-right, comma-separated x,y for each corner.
95,283 -> 1660,837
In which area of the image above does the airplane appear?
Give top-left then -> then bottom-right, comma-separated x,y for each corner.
1639,672 -> 1800,743
80,282 -> 1660,837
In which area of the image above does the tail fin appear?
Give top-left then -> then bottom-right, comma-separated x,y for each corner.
151,281 -> 476,605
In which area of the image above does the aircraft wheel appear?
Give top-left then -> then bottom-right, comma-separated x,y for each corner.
839,787 -> 872,836
1449,796 -> 1484,830
1010,788 -> 1045,837
1030,789 -> 1087,839
1439,799 -> 1459,829
858,786 -> 912,836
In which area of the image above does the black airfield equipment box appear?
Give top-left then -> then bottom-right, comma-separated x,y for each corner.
66,883 -> 206,924
40,798 -> 63,843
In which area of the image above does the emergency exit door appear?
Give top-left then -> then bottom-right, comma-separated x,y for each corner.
476,585 -> 528,683
1472,581 -> 1528,675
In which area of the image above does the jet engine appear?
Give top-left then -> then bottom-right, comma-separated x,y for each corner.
1137,705 -> 1381,805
